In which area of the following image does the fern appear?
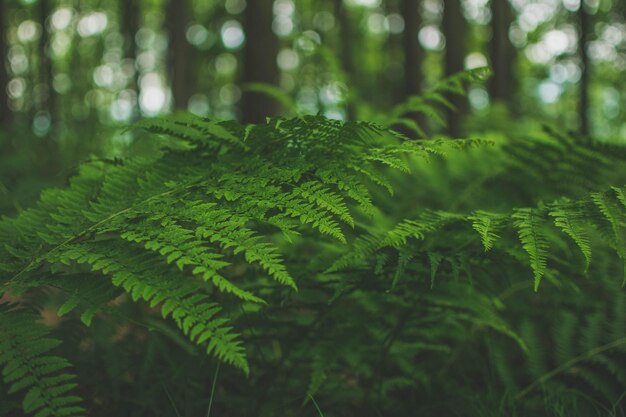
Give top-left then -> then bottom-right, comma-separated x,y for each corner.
469,210 -> 506,252
382,67 -> 491,138
591,189 -> 626,281
512,208 -> 550,291
1,90 -> 626,415
331,184 -> 626,290
548,200 -> 592,270
510,292 -> 626,407
2,114 -> 477,379
0,305 -> 84,417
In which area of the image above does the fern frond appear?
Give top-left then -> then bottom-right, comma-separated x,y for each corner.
380,210 -> 457,248
469,210 -> 506,251
0,305 -> 84,417
48,242 -> 250,374
548,200 -> 592,270
305,354 -> 328,402
131,112 -> 247,149
54,274 -> 121,326
391,252 -> 414,289
591,189 -> 626,281
612,186 -> 626,210
427,251 -> 443,288
520,320 -> 548,379
512,208 -> 550,291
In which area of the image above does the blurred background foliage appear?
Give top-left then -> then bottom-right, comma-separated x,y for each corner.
0,0 -> 625,211
1,2 -> 626,416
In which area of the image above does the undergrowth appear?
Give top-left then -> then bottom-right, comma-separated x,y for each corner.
1,69 -> 625,416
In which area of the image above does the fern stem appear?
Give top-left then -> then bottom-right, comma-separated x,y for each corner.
206,362 -> 220,417
161,382 -> 182,417
308,395 -> 326,417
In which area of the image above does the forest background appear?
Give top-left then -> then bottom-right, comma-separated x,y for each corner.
1,0 -> 625,215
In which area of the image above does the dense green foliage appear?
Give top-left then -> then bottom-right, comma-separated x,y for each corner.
2,0 -> 626,415
1,68 -> 625,416
2,0 -> 626,219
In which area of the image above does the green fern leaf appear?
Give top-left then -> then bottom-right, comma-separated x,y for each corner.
0,306 -> 85,417
512,208 -> 549,291
548,200 -> 592,270
469,210 -> 506,251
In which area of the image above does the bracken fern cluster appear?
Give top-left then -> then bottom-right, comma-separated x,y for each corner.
1,70 -> 625,416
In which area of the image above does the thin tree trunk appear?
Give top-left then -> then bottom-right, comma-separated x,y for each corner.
333,0 -> 355,119
0,0 -> 11,126
121,0 -> 140,118
167,0 -> 192,110
489,0 -> 515,104
242,0 -> 279,123
402,0 -> 422,97
36,0 -> 59,179
442,0 -> 467,137
578,3 -> 590,137
399,0 -> 427,137
121,0 -> 139,61
39,0 -> 55,127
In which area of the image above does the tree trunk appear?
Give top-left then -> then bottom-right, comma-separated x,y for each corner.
334,0 -> 355,119
489,0 -> 515,104
399,0 -> 427,137
242,0 -> 279,123
167,0 -> 192,110
402,0 -> 422,97
121,0 -> 139,60
578,3 -> 590,137
121,0 -> 140,118
39,0 -> 55,127
34,0 -> 60,180
442,0 -> 467,137
0,0 -> 11,126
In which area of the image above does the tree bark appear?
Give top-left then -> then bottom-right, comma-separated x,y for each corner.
402,0 -> 422,97
578,3 -> 590,137
121,0 -> 140,118
442,0 -> 467,137
398,0 -> 427,137
333,0 -> 355,119
0,0 -> 11,126
241,0 -> 279,123
39,0 -> 55,126
489,0 -> 515,104
166,0 -> 192,110
119,0 -> 140,83
121,0 -> 139,59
